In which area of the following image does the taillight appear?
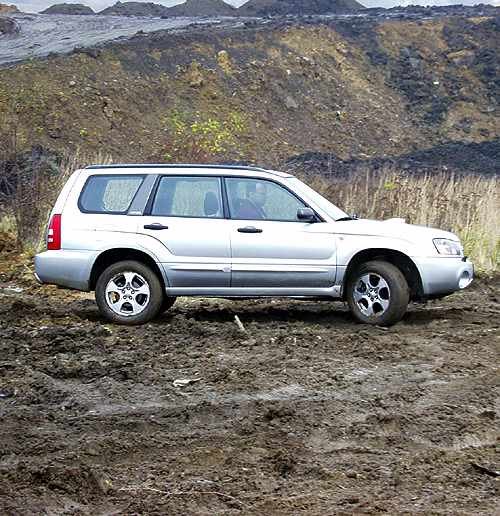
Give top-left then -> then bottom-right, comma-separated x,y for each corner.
47,214 -> 62,250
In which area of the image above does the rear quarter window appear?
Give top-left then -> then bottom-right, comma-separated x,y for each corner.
79,175 -> 144,214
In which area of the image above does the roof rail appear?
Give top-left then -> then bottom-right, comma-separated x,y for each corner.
85,163 -> 271,173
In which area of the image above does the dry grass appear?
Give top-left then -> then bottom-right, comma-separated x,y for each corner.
0,141 -> 111,251
297,168 -> 499,273
1,151 -> 498,273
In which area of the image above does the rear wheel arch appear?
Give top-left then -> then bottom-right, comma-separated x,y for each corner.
89,248 -> 166,292
343,248 -> 423,301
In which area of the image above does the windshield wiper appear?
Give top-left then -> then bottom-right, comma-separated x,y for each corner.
336,216 -> 356,222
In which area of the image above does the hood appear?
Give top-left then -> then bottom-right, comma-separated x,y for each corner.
317,218 -> 459,245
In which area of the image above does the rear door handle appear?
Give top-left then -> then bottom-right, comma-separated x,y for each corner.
237,226 -> 263,234
144,223 -> 169,230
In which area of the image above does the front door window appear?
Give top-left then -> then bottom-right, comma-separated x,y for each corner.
225,178 -> 306,222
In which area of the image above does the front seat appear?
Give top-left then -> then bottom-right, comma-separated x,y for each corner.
204,191 -> 220,217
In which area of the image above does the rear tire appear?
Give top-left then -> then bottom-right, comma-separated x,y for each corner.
95,260 -> 164,325
346,260 -> 409,326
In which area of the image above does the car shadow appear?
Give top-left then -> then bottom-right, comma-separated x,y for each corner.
165,301 -> 354,326
69,298 -> 472,328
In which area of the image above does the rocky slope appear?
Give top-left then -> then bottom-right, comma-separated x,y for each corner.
238,0 -> 365,16
0,13 -> 498,171
168,0 -> 237,17
41,3 -> 95,15
99,1 -> 169,17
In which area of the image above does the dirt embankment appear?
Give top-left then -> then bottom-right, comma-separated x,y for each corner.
0,269 -> 498,514
0,14 -> 498,165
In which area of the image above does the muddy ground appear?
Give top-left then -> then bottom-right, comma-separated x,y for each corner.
0,272 -> 498,515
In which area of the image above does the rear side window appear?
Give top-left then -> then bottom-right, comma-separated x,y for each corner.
151,176 -> 223,218
79,175 -> 144,214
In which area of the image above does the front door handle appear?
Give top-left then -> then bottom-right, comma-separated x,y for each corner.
237,226 -> 263,234
144,223 -> 169,230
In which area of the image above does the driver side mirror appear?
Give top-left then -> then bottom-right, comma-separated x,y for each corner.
297,207 -> 316,222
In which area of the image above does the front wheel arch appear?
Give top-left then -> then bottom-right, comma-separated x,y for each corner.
342,248 -> 423,301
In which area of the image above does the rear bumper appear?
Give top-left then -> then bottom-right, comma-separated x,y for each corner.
34,249 -> 98,291
415,256 -> 474,297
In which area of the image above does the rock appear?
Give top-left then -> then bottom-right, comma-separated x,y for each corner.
91,470 -> 113,494
0,17 -> 20,35
103,105 -> 114,119
0,388 -> 14,398
41,3 -> 95,15
409,57 -> 421,69
69,80 -> 76,87
173,377 -> 202,387
73,46 -> 101,59
48,126 -> 62,139
447,49 -> 475,67
285,95 -> 298,109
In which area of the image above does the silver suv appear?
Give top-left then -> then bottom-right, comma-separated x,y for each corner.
35,164 -> 473,326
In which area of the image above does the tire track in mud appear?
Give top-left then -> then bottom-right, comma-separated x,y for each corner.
0,278 -> 499,515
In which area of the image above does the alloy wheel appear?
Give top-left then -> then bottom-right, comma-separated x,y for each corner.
352,272 -> 391,317
105,271 -> 150,317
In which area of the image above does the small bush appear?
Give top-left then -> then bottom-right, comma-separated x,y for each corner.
162,110 -> 246,163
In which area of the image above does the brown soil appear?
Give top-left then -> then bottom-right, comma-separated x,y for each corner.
0,274 -> 498,515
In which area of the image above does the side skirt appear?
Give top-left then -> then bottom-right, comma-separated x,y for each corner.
166,286 -> 342,298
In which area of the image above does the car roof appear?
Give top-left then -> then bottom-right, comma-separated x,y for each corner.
84,163 -> 293,178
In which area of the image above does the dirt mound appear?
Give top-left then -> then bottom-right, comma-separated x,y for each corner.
288,139 -> 500,176
0,274 -> 498,514
99,1 -> 170,17
169,0 -> 237,17
41,3 -> 95,15
238,0 -> 365,16
1,14 -> 498,165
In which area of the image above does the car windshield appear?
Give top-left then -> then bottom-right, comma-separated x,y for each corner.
285,177 -> 349,221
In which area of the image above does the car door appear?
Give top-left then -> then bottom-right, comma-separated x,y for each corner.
139,175 -> 231,288
225,177 -> 336,288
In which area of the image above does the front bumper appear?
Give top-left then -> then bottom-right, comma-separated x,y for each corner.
414,256 -> 474,297
35,249 -> 98,291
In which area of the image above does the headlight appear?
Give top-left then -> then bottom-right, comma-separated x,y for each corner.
433,238 -> 463,256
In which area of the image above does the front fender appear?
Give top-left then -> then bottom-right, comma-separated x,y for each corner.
336,234 -> 417,266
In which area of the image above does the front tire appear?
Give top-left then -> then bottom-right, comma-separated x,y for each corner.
95,260 -> 164,325
346,260 -> 409,326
